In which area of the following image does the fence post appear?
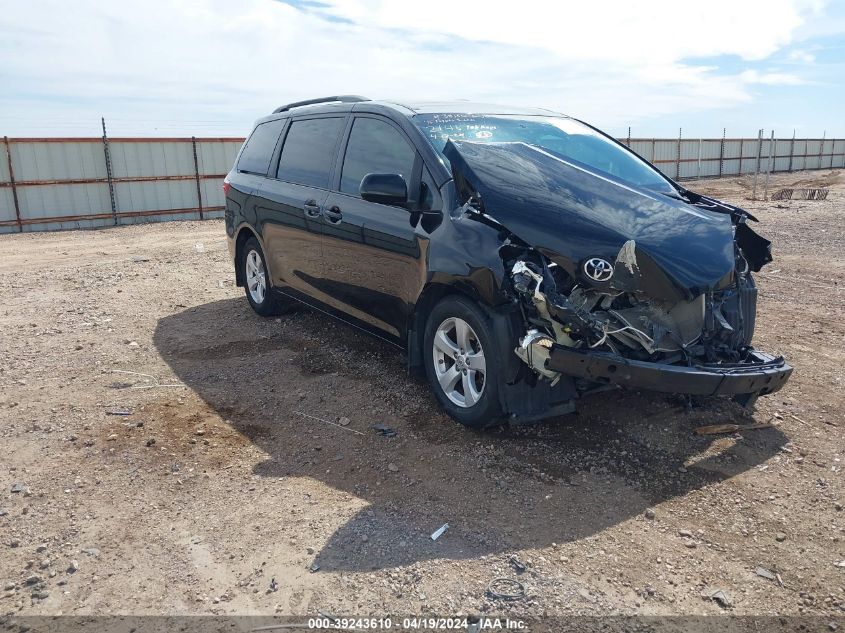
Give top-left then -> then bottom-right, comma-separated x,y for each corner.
626,127 -> 631,148
818,130 -> 825,170
191,136 -> 204,220
763,130 -> 775,201
697,138 -> 702,179
752,129 -> 763,200
676,127 -> 682,180
3,136 -> 22,232
101,117 -> 118,225
829,134 -> 835,169
718,128 -> 725,178
788,130 -> 795,173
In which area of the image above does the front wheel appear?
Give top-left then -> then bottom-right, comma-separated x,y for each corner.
423,296 -> 503,427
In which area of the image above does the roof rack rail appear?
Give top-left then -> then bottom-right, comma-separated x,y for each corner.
272,95 -> 370,114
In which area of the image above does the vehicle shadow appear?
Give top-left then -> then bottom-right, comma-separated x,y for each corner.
153,297 -> 787,572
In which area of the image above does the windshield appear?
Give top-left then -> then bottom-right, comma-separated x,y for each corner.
412,113 -> 675,194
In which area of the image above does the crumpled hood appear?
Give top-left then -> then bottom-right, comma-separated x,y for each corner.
444,140 -> 736,301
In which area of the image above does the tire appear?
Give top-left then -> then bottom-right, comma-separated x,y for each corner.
423,295 -> 503,427
240,237 -> 289,317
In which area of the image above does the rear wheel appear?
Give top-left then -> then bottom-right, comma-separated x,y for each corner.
423,296 -> 503,427
240,237 -> 289,316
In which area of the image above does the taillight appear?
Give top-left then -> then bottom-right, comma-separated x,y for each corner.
223,178 -> 231,196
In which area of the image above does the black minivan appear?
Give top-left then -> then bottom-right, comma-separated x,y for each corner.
224,95 -> 791,427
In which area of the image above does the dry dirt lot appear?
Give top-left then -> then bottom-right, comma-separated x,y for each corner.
0,171 -> 843,626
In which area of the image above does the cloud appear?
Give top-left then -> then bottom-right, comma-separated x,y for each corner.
738,69 -> 805,85
0,0 -> 829,135
789,49 -> 817,63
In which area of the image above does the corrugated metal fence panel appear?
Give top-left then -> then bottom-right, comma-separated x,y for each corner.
653,139 -> 678,164
114,180 -> 199,213
110,141 -> 196,178
791,140 -> 805,171
200,177 -> 226,210
0,147 -> 10,182
196,140 -> 242,175
721,140 -> 741,177
9,140 -> 107,182
833,140 -> 845,168
700,140 -> 722,160
773,140 -> 792,172
628,140 -> 654,162
679,139 -> 699,161
0,189 -> 15,225
805,140 -> 822,169
17,189 -> 115,233
107,141 -> 196,220
738,139 -> 758,175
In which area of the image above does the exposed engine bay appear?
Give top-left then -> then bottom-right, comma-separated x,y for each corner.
504,239 -> 759,382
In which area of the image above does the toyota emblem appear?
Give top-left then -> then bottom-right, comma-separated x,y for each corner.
584,257 -> 614,282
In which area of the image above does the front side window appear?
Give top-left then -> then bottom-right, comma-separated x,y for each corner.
340,118 -> 416,196
238,119 -> 284,175
276,117 -> 344,188
412,113 -> 674,193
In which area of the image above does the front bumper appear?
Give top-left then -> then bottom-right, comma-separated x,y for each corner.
546,346 -> 792,398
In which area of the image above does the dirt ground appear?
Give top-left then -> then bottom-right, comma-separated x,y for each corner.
0,170 -> 843,625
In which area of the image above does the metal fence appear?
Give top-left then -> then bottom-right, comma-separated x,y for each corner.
623,133 -> 845,181
1,132 -> 843,234
0,133 -> 243,233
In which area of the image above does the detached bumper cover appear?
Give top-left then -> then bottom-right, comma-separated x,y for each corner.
546,346 -> 792,397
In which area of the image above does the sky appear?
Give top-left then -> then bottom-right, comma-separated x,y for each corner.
0,0 -> 843,138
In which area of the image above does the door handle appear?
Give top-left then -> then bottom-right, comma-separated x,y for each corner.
323,205 -> 343,223
303,199 -> 321,218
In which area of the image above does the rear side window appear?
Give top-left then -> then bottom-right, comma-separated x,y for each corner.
276,117 -> 344,188
238,120 -> 284,175
340,118 -> 416,195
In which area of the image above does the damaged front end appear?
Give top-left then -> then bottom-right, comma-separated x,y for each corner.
445,139 -> 792,407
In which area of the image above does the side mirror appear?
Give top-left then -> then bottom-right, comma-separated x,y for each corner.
360,173 -> 408,208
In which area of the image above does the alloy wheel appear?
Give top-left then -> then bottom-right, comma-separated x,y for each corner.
245,249 -> 266,304
432,317 -> 486,407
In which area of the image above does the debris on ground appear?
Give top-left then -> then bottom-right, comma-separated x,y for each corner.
509,555 -> 527,574
756,566 -> 777,581
294,411 -> 365,436
105,407 -> 133,416
10,483 -> 25,493
371,423 -> 397,438
771,187 -> 829,201
430,523 -> 449,541
487,577 -> 526,601
268,577 -> 278,593
706,588 -> 733,609
694,422 -> 774,436
109,369 -> 185,390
